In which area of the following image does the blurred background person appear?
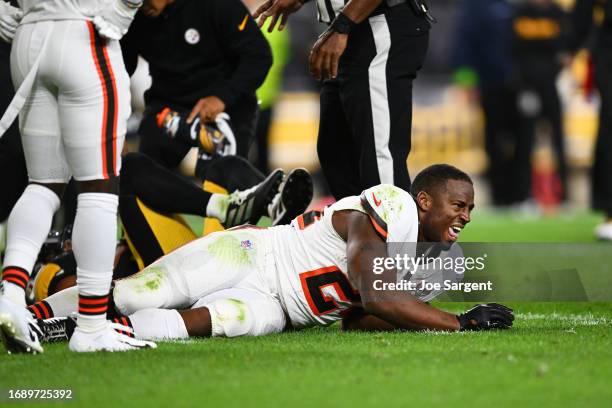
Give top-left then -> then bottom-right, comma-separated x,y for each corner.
244,0 -> 291,174
121,0 -> 272,172
0,1 -> 27,243
570,0 -> 612,240
452,0 -> 523,206
512,0 -> 571,206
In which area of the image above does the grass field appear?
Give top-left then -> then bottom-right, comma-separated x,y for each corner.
1,211 -> 611,407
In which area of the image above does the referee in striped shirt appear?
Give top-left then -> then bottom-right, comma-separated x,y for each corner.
255,0 -> 432,199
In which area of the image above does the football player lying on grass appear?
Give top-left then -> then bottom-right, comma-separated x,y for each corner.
25,152 -> 314,300
13,164 -> 513,351
0,152 -> 313,354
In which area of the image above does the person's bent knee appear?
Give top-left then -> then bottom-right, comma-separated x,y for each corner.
30,182 -> 66,201
76,177 -> 119,195
112,269 -> 174,316
206,298 -> 255,338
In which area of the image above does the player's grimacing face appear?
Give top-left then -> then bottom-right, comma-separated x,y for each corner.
421,180 -> 475,244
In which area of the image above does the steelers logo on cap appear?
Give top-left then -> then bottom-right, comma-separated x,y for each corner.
185,28 -> 200,45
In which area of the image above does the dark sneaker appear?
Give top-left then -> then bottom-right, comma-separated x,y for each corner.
37,316 -> 76,343
224,169 -> 284,228
268,168 -> 313,226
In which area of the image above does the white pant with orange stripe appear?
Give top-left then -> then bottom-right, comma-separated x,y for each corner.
10,19 -> 130,183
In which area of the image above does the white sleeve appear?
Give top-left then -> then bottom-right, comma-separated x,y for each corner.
359,184 -> 418,243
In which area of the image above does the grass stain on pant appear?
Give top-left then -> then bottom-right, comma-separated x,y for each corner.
205,234 -> 256,268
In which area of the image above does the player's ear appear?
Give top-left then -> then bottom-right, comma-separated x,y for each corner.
416,191 -> 432,212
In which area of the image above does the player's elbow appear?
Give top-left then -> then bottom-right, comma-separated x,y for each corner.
361,299 -> 387,318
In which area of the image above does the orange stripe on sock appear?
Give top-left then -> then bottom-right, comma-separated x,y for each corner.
3,277 -> 26,288
2,268 -> 29,288
29,304 -> 42,319
79,306 -> 108,314
39,301 -> 52,319
79,297 -> 109,306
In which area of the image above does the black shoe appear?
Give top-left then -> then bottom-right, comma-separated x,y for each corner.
37,316 -> 76,343
268,168 -> 313,226
223,169 -> 284,228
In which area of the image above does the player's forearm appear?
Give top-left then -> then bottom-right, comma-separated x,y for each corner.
341,308 -> 397,331
363,299 -> 461,331
341,0 -> 385,24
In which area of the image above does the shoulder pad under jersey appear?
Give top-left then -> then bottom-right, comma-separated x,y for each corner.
359,184 -> 418,243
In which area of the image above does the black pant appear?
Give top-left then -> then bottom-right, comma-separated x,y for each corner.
481,85 -> 524,205
138,97 -> 258,172
593,49 -> 612,216
253,107 -> 272,174
119,152 -> 263,267
317,5 -> 429,199
517,64 -> 567,201
0,44 -> 27,222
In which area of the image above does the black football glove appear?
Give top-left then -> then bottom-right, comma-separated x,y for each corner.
457,303 -> 514,331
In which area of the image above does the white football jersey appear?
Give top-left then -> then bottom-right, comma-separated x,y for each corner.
268,184 -> 419,328
18,0 -> 111,24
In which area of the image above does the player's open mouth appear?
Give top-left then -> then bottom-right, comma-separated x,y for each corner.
448,225 -> 462,241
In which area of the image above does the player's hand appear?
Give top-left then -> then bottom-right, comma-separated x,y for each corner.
0,1 -> 23,44
456,303 -> 514,331
253,0 -> 304,32
309,30 -> 348,81
93,0 -> 142,40
187,96 -> 226,125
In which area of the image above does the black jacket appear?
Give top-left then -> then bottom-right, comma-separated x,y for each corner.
512,2 -> 569,77
571,0 -> 612,52
121,0 -> 272,111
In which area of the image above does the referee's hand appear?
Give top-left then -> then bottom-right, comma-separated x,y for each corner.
309,30 -> 348,81
253,0 -> 304,32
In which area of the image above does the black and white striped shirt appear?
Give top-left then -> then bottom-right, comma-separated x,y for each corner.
315,0 -> 392,24
315,0 -> 349,24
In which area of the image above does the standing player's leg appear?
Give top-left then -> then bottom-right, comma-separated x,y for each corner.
593,51 -> 612,239
0,40 -> 27,223
0,21 -> 68,354
317,79 -> 361,199
343,10 -> 428,194
383,11 -> 428,193
54,21 -> 152,352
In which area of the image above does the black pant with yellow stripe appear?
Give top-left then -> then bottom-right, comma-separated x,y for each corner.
32,152 -> 265,302
118,152 -> 264,272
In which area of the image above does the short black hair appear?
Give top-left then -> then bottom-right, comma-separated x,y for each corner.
410,164 -> 473,197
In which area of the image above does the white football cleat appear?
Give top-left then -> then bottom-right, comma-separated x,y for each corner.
69,322 -> 157,353
0,296 -> 44,354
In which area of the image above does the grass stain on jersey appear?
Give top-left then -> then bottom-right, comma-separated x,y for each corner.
376,185 -> 404,221
206,234 -> 254,267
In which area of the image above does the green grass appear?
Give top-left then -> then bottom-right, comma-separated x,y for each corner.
1,212 -> 611,407
460,210 -> 603,242
1,302 -> 611,408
